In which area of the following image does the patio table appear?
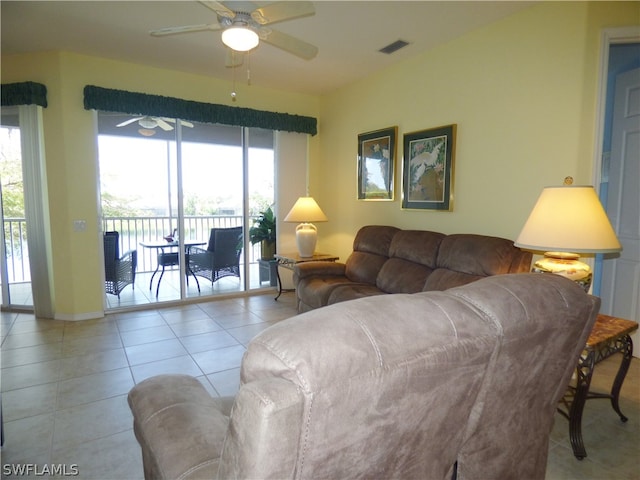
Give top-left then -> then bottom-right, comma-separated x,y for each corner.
140,240 -> 205,296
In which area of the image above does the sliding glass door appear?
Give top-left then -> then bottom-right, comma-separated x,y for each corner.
97,112 -> 274,308
0,107 -> 33,308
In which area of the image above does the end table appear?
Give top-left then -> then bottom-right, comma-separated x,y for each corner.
557,313 -> 638,459
273,252 -> 339,300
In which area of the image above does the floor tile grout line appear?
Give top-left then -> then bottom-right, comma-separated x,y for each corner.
48,360 -> 63,465
114,305 -> 243,387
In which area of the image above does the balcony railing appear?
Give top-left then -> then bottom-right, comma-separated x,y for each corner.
3,216 -> 262,283
3,217 -> 29,282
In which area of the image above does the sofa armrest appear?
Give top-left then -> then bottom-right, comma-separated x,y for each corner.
294,261 -> 346,279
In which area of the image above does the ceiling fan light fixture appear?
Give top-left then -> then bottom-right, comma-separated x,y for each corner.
222,26 -> 259,52
138,128 -> 156,137
138,117 -> 158,129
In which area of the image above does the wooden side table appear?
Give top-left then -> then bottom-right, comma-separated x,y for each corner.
557,313 -> 638,459
273,252 -> 339,300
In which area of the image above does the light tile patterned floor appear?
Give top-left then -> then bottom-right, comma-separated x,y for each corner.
1,292 -> 638,479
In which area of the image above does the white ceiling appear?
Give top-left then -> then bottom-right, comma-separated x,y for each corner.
1,1 -> 535,96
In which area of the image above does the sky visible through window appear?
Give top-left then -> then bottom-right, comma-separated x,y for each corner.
99,135 -> 274,216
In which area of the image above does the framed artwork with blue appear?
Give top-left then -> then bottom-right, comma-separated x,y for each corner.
357,126 -> 397,201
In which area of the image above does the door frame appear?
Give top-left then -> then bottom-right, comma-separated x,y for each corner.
592,26 -> 640,356
592,26 -> 640,187
592,26 -> 640,288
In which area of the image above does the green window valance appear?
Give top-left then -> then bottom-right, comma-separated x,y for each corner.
1,82 -> 48,107
83,85 -> 317,136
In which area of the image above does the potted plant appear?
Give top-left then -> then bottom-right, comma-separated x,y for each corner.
249,206 -> 276,260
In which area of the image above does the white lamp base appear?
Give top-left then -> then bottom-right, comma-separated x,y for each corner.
532,252 -> 592,292
295,223 -> 317,257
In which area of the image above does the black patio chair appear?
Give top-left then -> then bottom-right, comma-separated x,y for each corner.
104,231 -> 137,298
188,227 -> 242,288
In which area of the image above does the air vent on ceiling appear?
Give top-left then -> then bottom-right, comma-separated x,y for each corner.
378,40 -> 410,55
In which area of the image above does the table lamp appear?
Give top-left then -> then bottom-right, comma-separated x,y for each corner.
514,180 -> 621,291
284,196 -> 328,257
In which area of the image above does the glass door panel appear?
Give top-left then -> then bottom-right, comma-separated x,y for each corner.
247,128 -> 275,290
98,121 -> 180,306
181,122 -> 244,298
0,107 -> 33,308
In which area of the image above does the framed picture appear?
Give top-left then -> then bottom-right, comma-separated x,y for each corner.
402,124 -> 456,211
357,126 -> 397,200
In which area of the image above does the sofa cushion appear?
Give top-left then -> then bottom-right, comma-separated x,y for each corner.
388,230 -> 444,267
422,268 -> 484,291
434,234 -> 525,276
344,225 -> 399,284
377,258 -> 435,293
296,276 -> 360,311
345,251 -> 389,284
351,225 -> 399,256
376,230 -> 445,293
238,288 -> 501,479
451,274 -> 599,479
327,282 -> 386,304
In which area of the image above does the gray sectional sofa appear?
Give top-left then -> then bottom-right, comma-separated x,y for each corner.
128,273 -> 598,479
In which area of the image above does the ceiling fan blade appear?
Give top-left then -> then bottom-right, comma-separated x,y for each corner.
155,118 -> 174,131
251,1 -> 315,25
199,1 -> 235,19
150,23 -> 220,36
116,117 -> 143,127
160,118 -> 195,128
225,49 -> 244,68
262,29 -> 318,60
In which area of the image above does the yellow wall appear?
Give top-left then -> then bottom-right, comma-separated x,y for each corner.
314,1 -> 640,262
1,1 -> 638,318
2,52 -> 319,319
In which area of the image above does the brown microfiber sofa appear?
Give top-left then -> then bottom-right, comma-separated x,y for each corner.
128,274 -> 599,479
293,225 -> 533,312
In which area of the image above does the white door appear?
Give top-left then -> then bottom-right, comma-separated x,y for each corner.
600,67 -> 640,357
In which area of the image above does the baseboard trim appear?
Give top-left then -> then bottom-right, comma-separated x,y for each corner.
54,310 -> 105,321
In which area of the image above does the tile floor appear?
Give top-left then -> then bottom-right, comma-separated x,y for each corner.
1,292 -> 639,479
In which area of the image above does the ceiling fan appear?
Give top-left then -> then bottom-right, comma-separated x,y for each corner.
149,1 -> 318,61
116,116 -> 195,136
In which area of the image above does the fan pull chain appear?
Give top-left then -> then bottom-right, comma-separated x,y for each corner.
246,52 -> 251,86
231,51 -> 237,102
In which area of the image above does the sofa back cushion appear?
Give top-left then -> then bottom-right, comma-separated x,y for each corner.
451,273 -> 599,479
423,234 -> 532,291
220,285 -> 500,479
376,230 -> 445,293
345,225 -> 399,284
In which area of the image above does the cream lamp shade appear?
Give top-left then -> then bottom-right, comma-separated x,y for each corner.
284,197 -> 328,257
221,26 -> 259,52
515,184 -> 621,291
